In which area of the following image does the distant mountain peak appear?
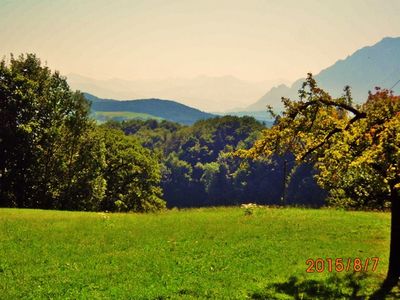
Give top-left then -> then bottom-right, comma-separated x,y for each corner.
379,36 -> 400,43
245,36 -> 400,112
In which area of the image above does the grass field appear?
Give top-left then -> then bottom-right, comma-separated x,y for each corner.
0,207 -> 397,299
92,111 -> 164,123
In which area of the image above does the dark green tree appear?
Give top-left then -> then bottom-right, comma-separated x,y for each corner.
0,54 -> 105,209
98,127 -> 165,212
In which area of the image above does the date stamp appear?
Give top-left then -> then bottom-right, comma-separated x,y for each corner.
306,257 -> 379,273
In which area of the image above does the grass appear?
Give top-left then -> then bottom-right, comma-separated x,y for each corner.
92,111 -> 164,122
0,207 -> 395,299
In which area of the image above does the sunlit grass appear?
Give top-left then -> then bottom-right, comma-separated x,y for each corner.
0,207 -> 392,299
92,111 -> 164,122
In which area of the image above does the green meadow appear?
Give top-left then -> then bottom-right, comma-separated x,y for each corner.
0,207 -> 396,299
92,111 -> 164,122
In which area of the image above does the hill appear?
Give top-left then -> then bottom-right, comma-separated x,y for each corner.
85,93 -> 215,125
0,207 -> 391,299
246,37 -> 400,111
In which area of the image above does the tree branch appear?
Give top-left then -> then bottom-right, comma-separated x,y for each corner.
287,96 -> 365,120
298,98 -> 367,161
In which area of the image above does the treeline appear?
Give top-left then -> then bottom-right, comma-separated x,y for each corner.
108,117 -> 326,208
0,54 -> 325,212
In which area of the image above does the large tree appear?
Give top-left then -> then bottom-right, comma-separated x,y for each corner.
98,127 -> 165,212
241,74 -> 400,287
0,54 -> 105,209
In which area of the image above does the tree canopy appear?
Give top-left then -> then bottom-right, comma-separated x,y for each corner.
0,54 -> 165,212
114,116 -> 325,207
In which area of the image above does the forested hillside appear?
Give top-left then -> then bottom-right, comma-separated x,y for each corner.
108,116 -> 326,208
85,92 -> 215,125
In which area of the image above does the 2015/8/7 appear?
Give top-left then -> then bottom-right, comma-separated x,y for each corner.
306,257 -> 379,273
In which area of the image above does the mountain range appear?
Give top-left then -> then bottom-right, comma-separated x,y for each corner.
68,74 -> 288,112
77,36 -> 400,124
246,37 -> 400,112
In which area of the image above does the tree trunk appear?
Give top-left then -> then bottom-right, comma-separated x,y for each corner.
387,185 -> 400,282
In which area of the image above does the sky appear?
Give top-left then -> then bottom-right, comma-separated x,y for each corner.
1,0 -> 400,84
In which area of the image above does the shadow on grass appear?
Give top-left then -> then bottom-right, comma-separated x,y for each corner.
369,276 -> 400,300
250,273 -> 400,299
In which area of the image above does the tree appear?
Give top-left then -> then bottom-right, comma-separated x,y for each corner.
161,153 -> 197,207
0,54 -> 105,210
98,127 -> 165,212
241,74 -> 400,287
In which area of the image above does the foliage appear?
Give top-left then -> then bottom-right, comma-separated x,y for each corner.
115,116 -> 326,208
242,75 -> 400,209
0,54 -> 165,212
97,127 -> 165,212
0,54 -> 105,210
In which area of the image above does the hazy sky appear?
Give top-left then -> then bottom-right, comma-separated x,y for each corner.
1,0 -> 400,82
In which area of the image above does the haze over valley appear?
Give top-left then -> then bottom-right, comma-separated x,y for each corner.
2,1 -> 400,115
68,74 -> 288,112
73,36 -> 400,123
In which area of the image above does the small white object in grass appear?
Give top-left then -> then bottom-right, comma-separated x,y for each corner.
241,203 -> 259,209
98,212 -> 110,220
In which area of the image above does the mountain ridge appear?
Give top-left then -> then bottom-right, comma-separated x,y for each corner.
85,93 -> 215,125
68,74 -> 289,112
246,37 -> 400,112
